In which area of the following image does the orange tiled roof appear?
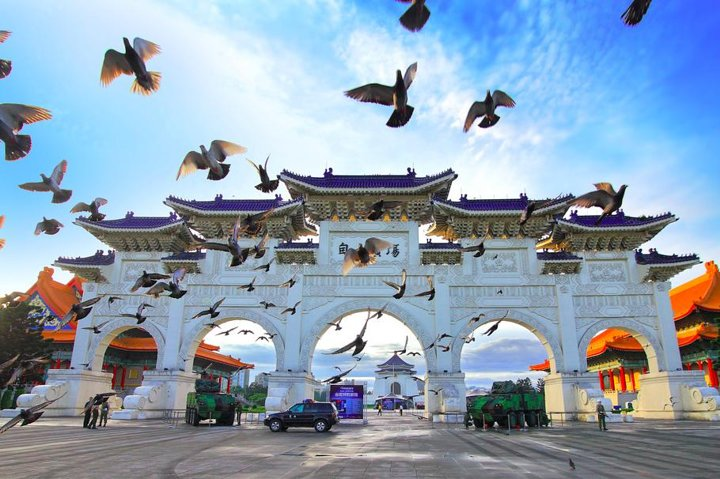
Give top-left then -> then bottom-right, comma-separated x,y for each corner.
529,359 -> 550,371
670,261 -> 720,320
27,267 -> 85,329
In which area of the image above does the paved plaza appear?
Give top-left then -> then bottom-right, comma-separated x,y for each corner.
2,412 -> 719,478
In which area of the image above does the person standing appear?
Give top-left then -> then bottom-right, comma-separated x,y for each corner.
83,396 -> 93,428
399,404 -> 403,416
596,399 -> 608,431
88,403 -> 100,429
376,402 -> 382,416
99,398 -> 110,427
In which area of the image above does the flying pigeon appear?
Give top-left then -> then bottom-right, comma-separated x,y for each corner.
463,90 -> 516,131
324,315 -> 371,357
192,298 -> 225,319
247,156 -> 279,193
0,103 -> 52,161
70,198 -> 108,221
397,0 -> 431,32
364,200 -> 403,221
254,258 -> 275,272
429,388 -> 443,395
519,201 -> 538,226
621,0 -> 652,26
216,326 -> 237,336
130,271 -> 170,292
460,242 -> 485,258
383,269 -> 407,299
568,183 -> 628,225
120,303 -> 154,325
342,237 -> 393,275
236,208 -> 274,237
0,31 -> 11,79
34,217 -> 63,236
146,268 -> 187,299
414,275 -> 435,300
107,296 -> 123,304
482,311 -> 509,336
237,277 -> 256,292
278,275 -> 297,288
393,335 -> 409,355
406,351 -> 421,356
327,318 -> 343,331
237,329 -> 254,335
281,301 -> 301,315
469,312 -> 485,323
368,303 -> 389,320
203,219 -> 250,267
322,364 -> 356,384
259,300 -> 276,309
59,296 -> 103,328
177,140 -> 247,181
0,394 -> 65,435
345,62 -> 418,128
18,159 -> 72,203
100,37 -> 161,95
81,320 -> 112,334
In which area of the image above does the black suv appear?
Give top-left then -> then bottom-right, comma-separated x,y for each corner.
264,402 -> 339,432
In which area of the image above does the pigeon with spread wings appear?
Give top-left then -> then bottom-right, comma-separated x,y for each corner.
202,219 -> 249,267
192,298 -> 225,319
0,103 -> 52,161
0,31 -> 12,79
345,62 -> 418,128
281,301 -> 301,316
482,311 -> 509,336
397,0 -> 431,32
59,296 -> 103,329
383,269 -> 407,299
364,200 -> 403,221
324,315 -> 371,357
34,218 -> 63,236
146,268 -> 187,299
414,275 -> 435,300
82,320 -> 112,334
342,237 -> 393,275
0,393 -> 66,435
463,90 -> 515,131
621,0 -> 652,26
247,156 -> 279,193
120,303 -> 153,325
70,198 -> 108,222
322,364 -> 357,384
18,159 -> 72,204
568,183 -> 627,225
130,271 -> 170,292
101,37 -> 161,95
393,335 -> 409,355
177,140 -> 247,181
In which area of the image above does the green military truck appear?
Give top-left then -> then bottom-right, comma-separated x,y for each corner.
186,379 -> 238,426
466,381 -> 549,429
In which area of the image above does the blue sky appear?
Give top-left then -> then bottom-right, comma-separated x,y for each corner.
1,1 -> 719,389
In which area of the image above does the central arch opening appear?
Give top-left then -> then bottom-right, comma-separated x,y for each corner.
312,310 -> 428,412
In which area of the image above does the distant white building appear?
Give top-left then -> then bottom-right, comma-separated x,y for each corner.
372,353 -> 423,405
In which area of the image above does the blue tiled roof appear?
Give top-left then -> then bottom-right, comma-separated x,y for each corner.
275,240 -> 319,249
560,210 -> 675,228
419,241 -> 461,250
536,251 -> 582,261
161,251 -> 207,261
635,249 -> 699,265
165,194 -> 299,212
55,250 -> 115,266
434,193 -> 574,212
377,353 -> 414,368
76,212 -> 183,230
280,167 -> 457,190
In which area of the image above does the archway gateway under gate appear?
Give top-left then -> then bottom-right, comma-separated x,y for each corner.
11,167 -> 718,421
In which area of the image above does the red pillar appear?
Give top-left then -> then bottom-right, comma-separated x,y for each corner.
630,369 -> 637,391
111,364 -> 118,389
226,376 -> 232,393
598,370 -> 604,390
706,359 -> 719,388
619,366 -> 627,392
120,367 -> 126,389
209,373 -> 213,380
54,358 -> 61,369
608,369 -> 616,391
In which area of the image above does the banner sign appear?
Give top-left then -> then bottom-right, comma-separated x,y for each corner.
329,384 -> 364,419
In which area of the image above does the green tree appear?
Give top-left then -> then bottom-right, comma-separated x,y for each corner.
0,304 -> 54,386
536,377 -> 545,394
515,377 -> 534,392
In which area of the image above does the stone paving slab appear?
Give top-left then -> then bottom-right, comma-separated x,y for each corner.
1,413 -> 719,478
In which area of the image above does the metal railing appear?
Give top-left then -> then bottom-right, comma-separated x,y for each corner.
162,409 -> 186,428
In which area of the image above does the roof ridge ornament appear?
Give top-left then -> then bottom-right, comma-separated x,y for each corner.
125,211 -> 134,218
406,167 -> 416,177
323,167 -> 333,177
214,194 -> 223,202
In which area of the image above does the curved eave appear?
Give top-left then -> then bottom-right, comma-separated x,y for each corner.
74,219 -> 195,252
164,197 -> 304,218
52,262 -> 108,283
279,171 -> 458,199
638,258 -> 702,283
556,215 -> 677,233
